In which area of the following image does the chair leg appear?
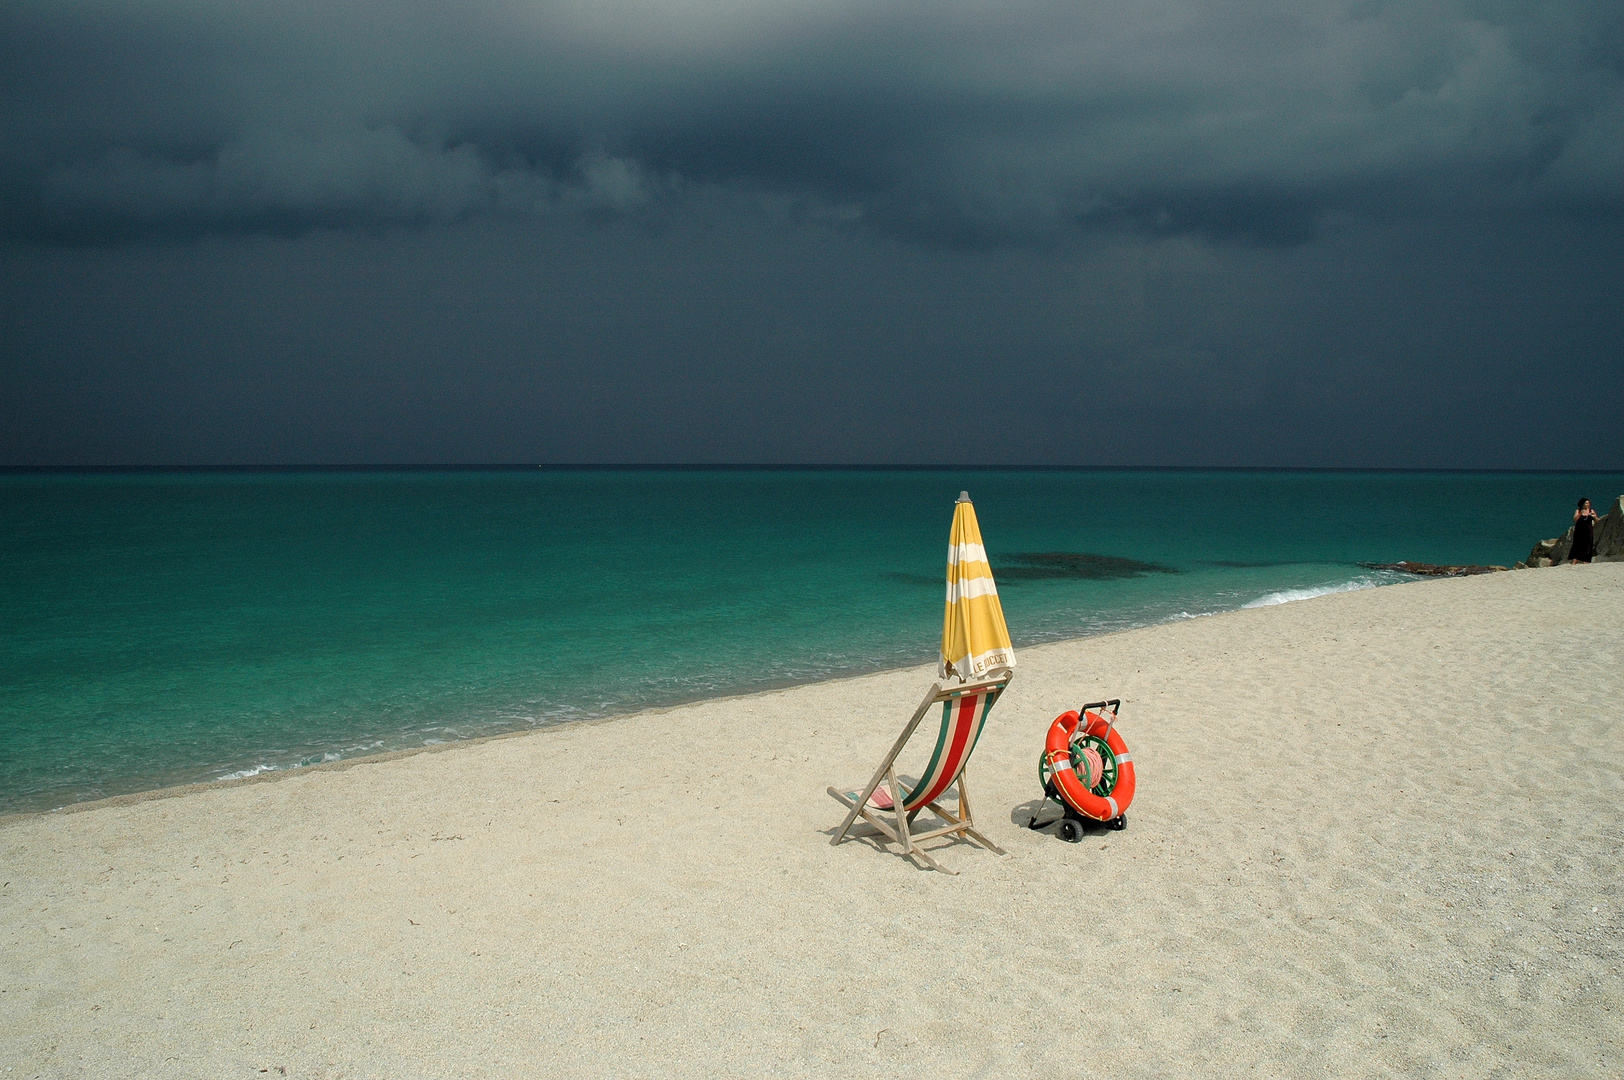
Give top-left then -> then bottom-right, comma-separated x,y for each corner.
892,767 -> 958,873
889,766 -> 912,853
830,681 -> 942,846
827,788 -> 907,850
907,845 -> 952,874
956,771 -> 1005,855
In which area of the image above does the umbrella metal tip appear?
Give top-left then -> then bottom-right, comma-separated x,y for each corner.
957,490 -> 971,503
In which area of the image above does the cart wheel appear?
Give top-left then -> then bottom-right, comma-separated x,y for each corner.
1057,818 -> 1083,843
1111,814 -> 1128,831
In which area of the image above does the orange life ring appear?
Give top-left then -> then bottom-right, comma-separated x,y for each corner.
1042,707 -> 1135,822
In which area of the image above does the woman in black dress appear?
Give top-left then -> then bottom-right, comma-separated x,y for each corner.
1570,498 -> 1598,563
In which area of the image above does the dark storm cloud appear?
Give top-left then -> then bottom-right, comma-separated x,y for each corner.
4,0 -> 1622,246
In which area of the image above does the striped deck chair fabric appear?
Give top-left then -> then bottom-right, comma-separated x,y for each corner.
827,668 -> 1012,874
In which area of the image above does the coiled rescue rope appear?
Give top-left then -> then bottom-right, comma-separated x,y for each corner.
1039,706 -> 1136,823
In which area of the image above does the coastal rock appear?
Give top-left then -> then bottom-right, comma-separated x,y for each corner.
1596,495 -> 1624,561
1523,494 -> 1624,565
1370,561 -> 1507,577
1526,532 -> 1572,566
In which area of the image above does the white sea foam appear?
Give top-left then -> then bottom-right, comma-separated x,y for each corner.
1243,578 -> 1380,608
217,762 -> 280,781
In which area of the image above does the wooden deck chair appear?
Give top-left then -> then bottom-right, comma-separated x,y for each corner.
827,668 -> 1012,874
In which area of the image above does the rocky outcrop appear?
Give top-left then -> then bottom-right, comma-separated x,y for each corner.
1596,495 -> 1624,561
1519,494 -> 1624,567
1369,561 -> 1507,577
1523,532 -> 1572,567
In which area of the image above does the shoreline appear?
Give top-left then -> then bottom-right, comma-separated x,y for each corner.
2,565 -> 1430,823
4,563 -> 1619,1078
0,659 -> 942,827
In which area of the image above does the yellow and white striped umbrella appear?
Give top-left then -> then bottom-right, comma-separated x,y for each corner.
940,491 -> 1015,681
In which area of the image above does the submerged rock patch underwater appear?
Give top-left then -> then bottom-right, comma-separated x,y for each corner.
995,552 -> 1181,581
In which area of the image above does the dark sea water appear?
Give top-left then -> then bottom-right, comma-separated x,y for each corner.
3,468 -> 1619,815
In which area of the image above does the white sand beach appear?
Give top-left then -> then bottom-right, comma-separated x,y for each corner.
3,564 -> 1620,1079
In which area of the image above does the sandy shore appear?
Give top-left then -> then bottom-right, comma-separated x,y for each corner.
3,564 -> 1621,1078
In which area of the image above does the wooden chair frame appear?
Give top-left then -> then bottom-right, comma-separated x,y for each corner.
827,668 -> 1012,874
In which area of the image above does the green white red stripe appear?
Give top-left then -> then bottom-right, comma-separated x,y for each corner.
900,684 -> 1001,812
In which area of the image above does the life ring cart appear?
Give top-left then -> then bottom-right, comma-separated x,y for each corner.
1029,699 -> 1135,842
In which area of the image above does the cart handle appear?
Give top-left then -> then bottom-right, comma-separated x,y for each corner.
1074,698 -> 1122,748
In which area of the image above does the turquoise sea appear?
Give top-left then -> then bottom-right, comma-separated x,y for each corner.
3,468 -> 1619,816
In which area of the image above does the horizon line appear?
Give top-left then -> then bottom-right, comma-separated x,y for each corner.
5,463 -> 1624,476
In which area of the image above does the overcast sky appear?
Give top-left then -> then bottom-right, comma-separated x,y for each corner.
3,0 -> 1621,467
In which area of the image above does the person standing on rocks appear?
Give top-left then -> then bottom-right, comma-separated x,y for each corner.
1570,498 -> 1599,564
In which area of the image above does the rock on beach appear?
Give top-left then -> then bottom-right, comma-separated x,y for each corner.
1520,494 -> 1624,567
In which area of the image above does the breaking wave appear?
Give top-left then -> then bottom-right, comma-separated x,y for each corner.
1242,575 -> 1394,608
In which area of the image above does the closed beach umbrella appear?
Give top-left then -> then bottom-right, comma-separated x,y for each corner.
940,491 -> 1016,681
